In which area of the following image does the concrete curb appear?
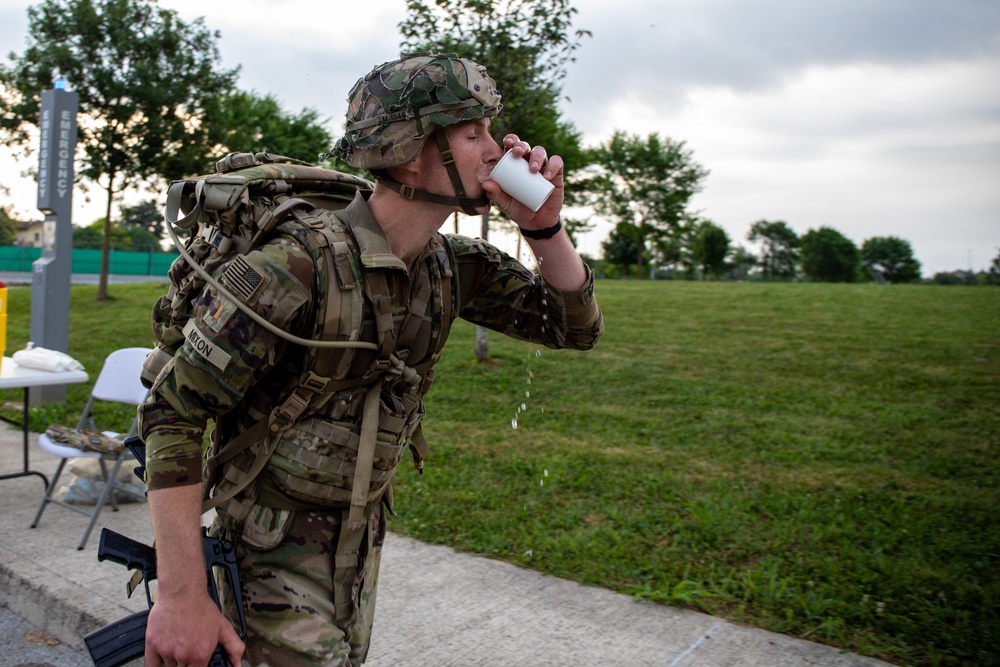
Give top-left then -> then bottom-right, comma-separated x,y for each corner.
0,543 -> 112,653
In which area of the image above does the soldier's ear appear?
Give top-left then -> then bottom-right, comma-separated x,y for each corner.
394,153 -> 425,184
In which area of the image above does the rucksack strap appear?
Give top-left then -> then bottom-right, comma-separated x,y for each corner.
349,380 -> 384,530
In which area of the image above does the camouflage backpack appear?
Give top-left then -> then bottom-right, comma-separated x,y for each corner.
144,151 -> 451,527
144,150 -> 377,385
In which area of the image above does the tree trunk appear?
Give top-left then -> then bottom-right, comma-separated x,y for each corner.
97,180 -> 114,301
475,211 -> 490,363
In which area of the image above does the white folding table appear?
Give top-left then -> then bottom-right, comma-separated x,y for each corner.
0,357 -> 89,488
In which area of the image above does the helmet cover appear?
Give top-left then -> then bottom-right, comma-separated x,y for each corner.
328,53 -> 502,171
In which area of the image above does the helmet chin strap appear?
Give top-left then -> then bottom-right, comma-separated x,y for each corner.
376,131 -> 487,217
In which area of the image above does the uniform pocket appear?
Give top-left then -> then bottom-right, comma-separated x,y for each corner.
241,503 -> 295,551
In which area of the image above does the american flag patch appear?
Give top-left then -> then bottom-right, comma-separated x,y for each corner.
221,255 -> 269,304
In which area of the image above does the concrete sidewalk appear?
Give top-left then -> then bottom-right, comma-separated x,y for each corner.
0,423 -> 896,666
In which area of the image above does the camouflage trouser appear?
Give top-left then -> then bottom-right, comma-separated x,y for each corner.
211,504 -> 385,667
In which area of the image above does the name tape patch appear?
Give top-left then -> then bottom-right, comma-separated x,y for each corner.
182,320 -> 231,372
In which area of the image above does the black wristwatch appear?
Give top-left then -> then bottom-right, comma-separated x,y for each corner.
519,217 -> 562,240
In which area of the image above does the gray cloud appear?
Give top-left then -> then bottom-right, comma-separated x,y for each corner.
564,0 -> 1000,108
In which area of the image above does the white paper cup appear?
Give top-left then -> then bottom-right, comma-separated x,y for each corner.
489,150 -> 555,212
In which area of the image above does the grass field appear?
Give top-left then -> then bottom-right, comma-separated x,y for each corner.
3,279 -> 997,666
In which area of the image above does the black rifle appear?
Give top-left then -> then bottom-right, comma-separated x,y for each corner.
84,527 -> 246,667
84,438 -> 247,667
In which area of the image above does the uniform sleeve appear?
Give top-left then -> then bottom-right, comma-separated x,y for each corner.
446,235 -> 604,351
139,236 -> 316,490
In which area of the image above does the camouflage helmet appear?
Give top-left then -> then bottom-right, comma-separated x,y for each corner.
328,53 -> 502,171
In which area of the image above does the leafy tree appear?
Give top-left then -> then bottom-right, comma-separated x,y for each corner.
800,226 -> 859,283
0,206 -> 18,245
124,225 -> 162,253
932,271 -> 971,286
650,230 -> 685,275
74,215 -> 161,252
726,244 -> 758,281
214,90 -> 331,163
72,224 -> 103,250
690,220 -> 730,279
601,222 -> 642,275
0,0 -> 240,299
119,199 -> 164,238
747,219 -> 799,281
582,131 -> 708,279
860,235 -> 922,284
73,218 -> 127,249
399,0 -> 589,362
118,198 -> 173,251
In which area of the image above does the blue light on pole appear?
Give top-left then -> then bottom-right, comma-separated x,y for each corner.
54,76 -> 67,90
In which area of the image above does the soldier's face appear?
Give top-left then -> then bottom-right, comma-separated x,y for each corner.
419,118 -> 502,209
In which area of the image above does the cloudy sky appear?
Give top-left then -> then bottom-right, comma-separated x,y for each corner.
1,0 -> 998,275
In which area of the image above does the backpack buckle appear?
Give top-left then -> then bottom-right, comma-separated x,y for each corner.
216,151 -> 257,173
270,393 -> 308,432
362,358 -> 393,380
301,371 -> 331,394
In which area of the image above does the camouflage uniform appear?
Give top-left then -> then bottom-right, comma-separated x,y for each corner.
139,185 -> 603,665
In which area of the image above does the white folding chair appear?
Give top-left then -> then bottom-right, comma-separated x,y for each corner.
30,347 -> 152,549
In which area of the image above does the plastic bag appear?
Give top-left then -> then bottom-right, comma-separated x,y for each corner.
12,344 -> 85,372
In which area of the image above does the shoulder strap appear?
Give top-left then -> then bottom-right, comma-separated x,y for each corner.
201,210 -> 366,515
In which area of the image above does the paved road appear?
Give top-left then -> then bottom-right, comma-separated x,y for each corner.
0,603 -> 93,667
0,271 -> 166,286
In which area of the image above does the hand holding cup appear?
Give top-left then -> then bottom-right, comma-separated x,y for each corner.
488,148 -> 556,213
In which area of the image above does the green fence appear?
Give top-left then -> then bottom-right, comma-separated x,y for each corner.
0,246 -> 176,276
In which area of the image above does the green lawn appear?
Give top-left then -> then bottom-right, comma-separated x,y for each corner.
3,280 -> 997,666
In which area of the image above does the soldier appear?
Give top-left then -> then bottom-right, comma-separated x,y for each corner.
139,53 -> 603,667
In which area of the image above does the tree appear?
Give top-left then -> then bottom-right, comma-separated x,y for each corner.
650,230 -> 685,276
601,222 -> 642,275
72,224 -> 103,249
860,235 -> 922,284
73,218 -> 126,249
0,0 -> 241,299
582,131 -> 709,279
747,219 -> 799,281
726,244 -> 758,281
399,0 -> 590,362
119,199 -> 164,238
690,219 -> 730,279
988,248 -> 1000,286
0,207 -> 17,245
800,226 -> 859,283
931,271 -> 971,286
214,90 -> 331,163
123,225 -> 163,253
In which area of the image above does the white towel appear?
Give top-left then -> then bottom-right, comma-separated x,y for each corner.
12,346 -> 85,372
